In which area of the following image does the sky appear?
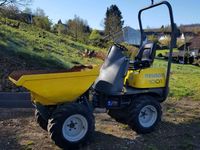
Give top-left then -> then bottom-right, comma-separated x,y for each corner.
30,0 -> 200,30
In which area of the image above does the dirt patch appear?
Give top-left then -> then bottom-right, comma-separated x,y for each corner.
81,49 -> 106,60
0,98 -> 200,150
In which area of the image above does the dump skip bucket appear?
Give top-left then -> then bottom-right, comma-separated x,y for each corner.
9,66 -> 100,105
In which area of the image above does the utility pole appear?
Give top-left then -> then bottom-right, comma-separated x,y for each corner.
183,33 -> 188,64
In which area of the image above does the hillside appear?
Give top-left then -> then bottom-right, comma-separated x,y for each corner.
0,18 -> 104,91
0,17 -> 199,101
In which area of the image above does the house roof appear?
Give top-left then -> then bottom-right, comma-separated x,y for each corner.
178,35 -> 200,50
188,35 -> 200,50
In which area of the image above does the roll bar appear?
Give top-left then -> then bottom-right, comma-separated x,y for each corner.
138,1 -> 177,96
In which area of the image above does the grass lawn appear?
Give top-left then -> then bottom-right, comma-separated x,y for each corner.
153,59 -> 200,100
156,49 -> 179,56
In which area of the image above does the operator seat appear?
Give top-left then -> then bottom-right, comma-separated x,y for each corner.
131,42 -> 157,69
93,44 -> 129,95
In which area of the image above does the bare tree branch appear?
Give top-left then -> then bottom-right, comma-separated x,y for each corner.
0,0 -> 9,6
0,0 -> 31,7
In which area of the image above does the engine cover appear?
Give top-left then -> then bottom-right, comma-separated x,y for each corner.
126,68 -> 166,88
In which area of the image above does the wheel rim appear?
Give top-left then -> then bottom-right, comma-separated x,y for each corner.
62,114 -> 88,142
138,105 -> 158,128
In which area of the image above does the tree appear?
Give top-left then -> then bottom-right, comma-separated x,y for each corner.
104,5 -> 124,36
34,7 -> 45,17
53,20 -> 67,35
89,29 -> 101,40
66,15 -> 90,42
33,16 -> 52,31
159,36 -> 171,48
89,29 -> 102,46
23,7 -> 32,14
0,0 -> 32,6
32,8 -> 52,31
0,5 -> 19,20
148,35 -> 158,43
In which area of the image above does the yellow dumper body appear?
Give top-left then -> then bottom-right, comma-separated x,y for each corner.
9,66 -> 100,105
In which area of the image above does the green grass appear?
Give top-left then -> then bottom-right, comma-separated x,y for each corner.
153,59 -> 200,100
0,23 -> 103,69
156,49 -> 179,56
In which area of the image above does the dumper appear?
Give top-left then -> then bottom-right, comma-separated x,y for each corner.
9,1 -> 177,149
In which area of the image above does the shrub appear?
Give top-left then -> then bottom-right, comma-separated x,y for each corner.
157,53 -> 163,57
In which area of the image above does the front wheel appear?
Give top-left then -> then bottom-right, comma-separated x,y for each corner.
48,103 -> 94,149
35,109 -> 48,131
128,95 -> 162,134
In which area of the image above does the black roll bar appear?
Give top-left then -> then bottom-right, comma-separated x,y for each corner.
138,1 -> 177,96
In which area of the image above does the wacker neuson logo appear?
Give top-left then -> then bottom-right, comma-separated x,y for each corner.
144,73 -> 165,85
144,73 -> 165,79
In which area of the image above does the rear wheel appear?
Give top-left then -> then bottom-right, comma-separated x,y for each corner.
35,109 -> 48,131
128,95 -> 162,134
48,103 -> 94,149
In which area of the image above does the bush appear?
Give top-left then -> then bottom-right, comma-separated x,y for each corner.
33,16 -> 52,31
89,29 -> 106,47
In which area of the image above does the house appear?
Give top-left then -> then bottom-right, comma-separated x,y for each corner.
162,35 -> 200,64
175,35 -> 200,64
178,35 -> 200,58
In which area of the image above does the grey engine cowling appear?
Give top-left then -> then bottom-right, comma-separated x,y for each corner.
93,44 -> 129,95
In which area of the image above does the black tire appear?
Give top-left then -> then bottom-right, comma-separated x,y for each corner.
48,103 -> 95,149
35,109 -> 48,131
128,95 -> 162,134
108,109 -> 128,124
